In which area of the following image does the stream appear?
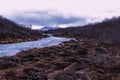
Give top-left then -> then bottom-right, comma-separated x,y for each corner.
0,35 -> 73,57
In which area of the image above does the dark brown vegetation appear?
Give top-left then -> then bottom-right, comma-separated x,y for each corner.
0,16 -> 45,43
0,17 -> 120,80
47,17 -> 120,42
0,39 -> 119,80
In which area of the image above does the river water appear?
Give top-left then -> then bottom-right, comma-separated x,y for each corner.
0,36 -> 72,57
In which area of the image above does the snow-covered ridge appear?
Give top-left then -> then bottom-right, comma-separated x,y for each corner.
0,36 -> 73,57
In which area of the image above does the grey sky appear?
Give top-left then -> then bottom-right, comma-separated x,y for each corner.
0,0 -> 120,29
9,11 -> 86,28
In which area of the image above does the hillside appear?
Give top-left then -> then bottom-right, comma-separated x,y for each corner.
0,17 -> 119,80
0,16 -> 45,43
47,17 -> 120,42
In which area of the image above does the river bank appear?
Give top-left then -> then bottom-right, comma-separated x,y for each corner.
0,38 -> 119,80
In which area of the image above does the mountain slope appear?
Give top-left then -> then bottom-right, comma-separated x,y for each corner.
47,17 -> 120,42
0,16 -> 45,43
40,26 -> 59,31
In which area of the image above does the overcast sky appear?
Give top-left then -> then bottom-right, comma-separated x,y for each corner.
0,0 -> 120,29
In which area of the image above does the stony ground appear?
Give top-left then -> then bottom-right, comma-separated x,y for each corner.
0,39 -> 119,80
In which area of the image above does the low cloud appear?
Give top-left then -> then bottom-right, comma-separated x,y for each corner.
8,11 -> 87,28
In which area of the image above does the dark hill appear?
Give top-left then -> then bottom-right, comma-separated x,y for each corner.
0,16 -> 45,43
47,17 -> 120,42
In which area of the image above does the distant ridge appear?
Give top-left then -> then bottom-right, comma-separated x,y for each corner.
47,17 -> 120,42
40,26 -> 59,31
